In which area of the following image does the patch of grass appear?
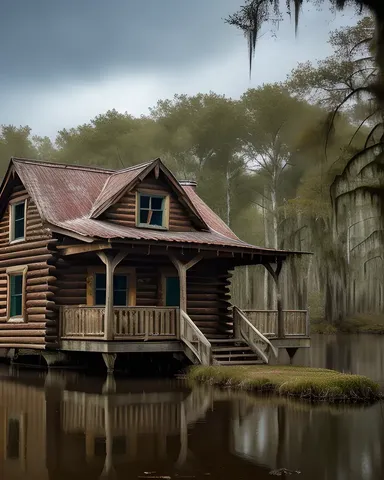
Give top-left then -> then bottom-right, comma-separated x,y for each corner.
339,315 -> 384,334
188,365 -> 381,403
311,321 -> 338,334
310,314 -> 384,335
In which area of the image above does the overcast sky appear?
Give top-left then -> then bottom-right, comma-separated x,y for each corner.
0,0 -> 358,139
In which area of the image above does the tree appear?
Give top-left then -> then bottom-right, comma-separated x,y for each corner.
226,1 -> 384,104
287,16 -> 376,114
56,109 -> 162,169
150,93 -> 249,226
0,125 -> 38,177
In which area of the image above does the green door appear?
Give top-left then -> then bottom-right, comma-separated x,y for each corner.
165,277 -> 180,307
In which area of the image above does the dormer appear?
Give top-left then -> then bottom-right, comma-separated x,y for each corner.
136,180 -> 197,230
92,159 -> 208,233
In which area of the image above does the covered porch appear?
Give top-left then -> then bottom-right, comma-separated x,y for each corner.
54,242 -> 310,364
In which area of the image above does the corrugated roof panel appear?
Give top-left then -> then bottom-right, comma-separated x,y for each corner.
90,162 -> 152,217
182,185 -> 240,240
59,217 -> 269,250
13,160 -> 109,223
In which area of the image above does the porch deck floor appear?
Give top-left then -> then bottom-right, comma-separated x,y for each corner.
60,339 -> 184,353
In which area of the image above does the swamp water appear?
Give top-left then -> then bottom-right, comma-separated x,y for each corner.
0,334 -> 383,480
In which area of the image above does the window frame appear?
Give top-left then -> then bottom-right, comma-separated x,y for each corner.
6,265 -> 28,323
86,266 -> 136,307
136,190 -> 169,230
9,198 -> 27,244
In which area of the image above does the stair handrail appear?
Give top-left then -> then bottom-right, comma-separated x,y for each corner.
180,310 -> 212,365
233,306 -> 278,363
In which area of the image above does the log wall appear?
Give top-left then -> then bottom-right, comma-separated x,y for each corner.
187,260 -> 233,337
102,172 -> 196,231
0,178 -> 57,350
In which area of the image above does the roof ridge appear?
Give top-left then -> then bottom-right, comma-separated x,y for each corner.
110,160 -> 155,176
11,157 -> 116,174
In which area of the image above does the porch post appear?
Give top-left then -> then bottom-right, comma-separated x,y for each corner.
170,254 -> 204,318
97,251 -> 128,341
264,259 -> 284,338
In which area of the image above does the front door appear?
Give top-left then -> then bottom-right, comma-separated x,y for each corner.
165,277 -> 180,307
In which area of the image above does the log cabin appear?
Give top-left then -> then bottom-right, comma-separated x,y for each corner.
0,157 -> 310,371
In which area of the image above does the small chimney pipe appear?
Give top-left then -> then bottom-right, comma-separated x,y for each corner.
179,180 -> 197,190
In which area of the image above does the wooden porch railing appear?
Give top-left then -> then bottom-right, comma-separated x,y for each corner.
180,310 -> 212,366
242,309 -> 310,337
233,306 -> 277,363
60,306 -> 179,341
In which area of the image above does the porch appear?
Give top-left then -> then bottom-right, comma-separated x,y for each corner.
54,246 -> 310,364
59,305 -> 310,358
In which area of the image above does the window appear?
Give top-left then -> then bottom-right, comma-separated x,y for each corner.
137,193 -> 168,228
10,275 -> 23,317
94,273 -> 129,306
10,201 -> 26,242
7,266 -> 27,321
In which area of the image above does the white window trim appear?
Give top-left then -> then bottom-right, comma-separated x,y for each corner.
6,265 -> 28,323
9,198 -> 27,244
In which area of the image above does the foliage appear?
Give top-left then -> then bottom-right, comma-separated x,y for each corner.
226,1 -> 384,90
188,365 -> 381,402
288,17 -> 376,113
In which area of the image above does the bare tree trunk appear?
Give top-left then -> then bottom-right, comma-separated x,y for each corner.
263,188 -> 269,309
271,173 -> 278,308
245,265 -> 250,308
226,165 -> 231,227
271,185 -> 278,249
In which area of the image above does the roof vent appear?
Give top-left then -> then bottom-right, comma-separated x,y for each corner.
179,180 -> 197,190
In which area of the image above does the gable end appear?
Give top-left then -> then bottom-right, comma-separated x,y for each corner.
101,171 -> 196,232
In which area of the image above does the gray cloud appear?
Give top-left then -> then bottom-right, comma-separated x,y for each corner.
0,1 -> 358,137
0,0 -> 240,87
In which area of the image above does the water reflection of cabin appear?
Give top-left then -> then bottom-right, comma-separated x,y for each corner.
0,372 -> 211,479
0,158 -> 310,370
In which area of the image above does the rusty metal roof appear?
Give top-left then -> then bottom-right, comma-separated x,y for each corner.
90,161 -> 153,217
2,157 -> 300,255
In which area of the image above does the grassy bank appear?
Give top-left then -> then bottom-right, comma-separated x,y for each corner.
311,315 -> 384,334
188,365 -> 381,403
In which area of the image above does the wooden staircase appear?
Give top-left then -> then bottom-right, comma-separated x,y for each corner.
210,338 -> 264,365
180,307 -> 277,366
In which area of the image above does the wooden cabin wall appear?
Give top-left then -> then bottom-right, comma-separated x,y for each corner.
0,180 -> 57,350
102,172 -> 196,232
54,255 -> 162,310
187,260 -> 233,337
55,260 -> 88,307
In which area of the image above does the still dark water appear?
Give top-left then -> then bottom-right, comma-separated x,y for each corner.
0,334 -> 384,480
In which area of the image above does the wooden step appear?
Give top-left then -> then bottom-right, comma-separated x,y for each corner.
213,353 -> 258,359
208,338 -> 242,343
212,346 -> 252,352
217,360 -> 264,365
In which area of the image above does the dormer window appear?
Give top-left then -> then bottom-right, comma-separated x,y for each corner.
137,192 -> 169,229
10,200 -> 26,242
